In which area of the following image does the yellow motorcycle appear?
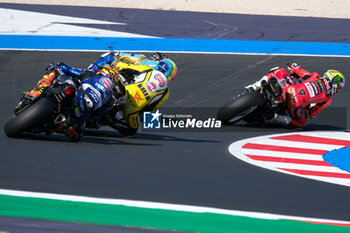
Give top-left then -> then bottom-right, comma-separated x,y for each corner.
97,58 -> 169,136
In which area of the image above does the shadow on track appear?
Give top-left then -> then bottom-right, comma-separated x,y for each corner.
12,129 -> 220,146
84,130 -> 220,144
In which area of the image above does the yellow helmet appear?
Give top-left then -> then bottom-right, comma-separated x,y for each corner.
323,70 -> 345,94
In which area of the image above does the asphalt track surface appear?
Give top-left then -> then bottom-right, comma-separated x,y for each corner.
1,3 -> 350,232
1,51 -> 350,232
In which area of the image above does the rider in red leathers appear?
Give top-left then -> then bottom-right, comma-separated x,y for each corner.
245,63 -> 345,127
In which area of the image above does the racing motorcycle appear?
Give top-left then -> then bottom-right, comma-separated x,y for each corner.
4,71 -> 78,138
5,61 -> 167,139
217,78 -> 288,125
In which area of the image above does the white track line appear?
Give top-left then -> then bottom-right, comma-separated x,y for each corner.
0,188 -> 349,226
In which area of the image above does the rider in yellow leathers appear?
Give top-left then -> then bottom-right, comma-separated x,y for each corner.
89,52 -> 178,136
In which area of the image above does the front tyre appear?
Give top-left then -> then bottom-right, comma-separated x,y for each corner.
4,98 -> 56,137
217,91 -> 265,125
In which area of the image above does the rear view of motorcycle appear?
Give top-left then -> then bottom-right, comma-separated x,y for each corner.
217,78 -> 287,125
4,69 -> 77,139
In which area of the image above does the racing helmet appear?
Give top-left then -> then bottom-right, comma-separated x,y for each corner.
323,69 -> 345,95
155,59 -> 177,82
267,78 -> 286,103
97,65 -> 119,85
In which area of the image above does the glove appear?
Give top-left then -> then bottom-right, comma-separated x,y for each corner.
55,61 -> 65,67
89,51 -> 120,73
55,62 -> 74,75
150,52 -> 168,61
55,62 -> 67,69
87,63 -> 99,73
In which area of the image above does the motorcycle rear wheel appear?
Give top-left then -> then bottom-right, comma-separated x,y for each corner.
217,91 -> 265,125
4,98 -> 55,137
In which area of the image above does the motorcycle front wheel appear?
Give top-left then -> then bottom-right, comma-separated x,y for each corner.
4,98 -> 56,137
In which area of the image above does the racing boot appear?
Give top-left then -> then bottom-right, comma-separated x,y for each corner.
34,71 -> 56,94
265,113 -> 291,127
56,122 -> 81,142
14,90 -> 41,114
15,71 -> 56,114
56,88 -> 90,141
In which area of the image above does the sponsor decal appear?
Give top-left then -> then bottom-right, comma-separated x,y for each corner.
155,74 -> 166,88
229,131 -> 350,187
95,82 -> 105,91
305,83 -> 315,97
82,84 -> 101,103
100,77 -> 112,89
310,81 -> 319,95
322,78 -> 332,95
316,80 -> 325,93
146,82 -> 157,93
87,89 -> 100,104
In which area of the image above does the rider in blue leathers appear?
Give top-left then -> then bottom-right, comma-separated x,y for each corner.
55,64 -> 120,141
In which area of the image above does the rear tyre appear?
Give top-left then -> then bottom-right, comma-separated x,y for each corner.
4,98 -> 55,137
217,91 -> 265,125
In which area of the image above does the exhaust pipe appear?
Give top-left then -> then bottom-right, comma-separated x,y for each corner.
54,114 -> 66,125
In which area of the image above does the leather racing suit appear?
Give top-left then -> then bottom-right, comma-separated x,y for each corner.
85,52 -> 170,136
267,65 -> 333,127
55,65 -> 118,139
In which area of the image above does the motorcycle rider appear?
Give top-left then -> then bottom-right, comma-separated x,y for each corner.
81,51 -> 178,137
17,63 -> 120,141
244,63 -> 345,127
